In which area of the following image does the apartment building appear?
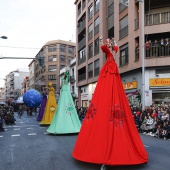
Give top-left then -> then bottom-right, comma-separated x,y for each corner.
75,0 -> 170,108
4,68 -> 29,101
34,40 -> 76,95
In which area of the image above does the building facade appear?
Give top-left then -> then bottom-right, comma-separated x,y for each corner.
34,40 -> 76,95
4,68 -> 29,101
75,0 -> 170,108
0,87 -> 5,102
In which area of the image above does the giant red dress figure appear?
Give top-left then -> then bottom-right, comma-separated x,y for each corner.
72,39 -> 148,166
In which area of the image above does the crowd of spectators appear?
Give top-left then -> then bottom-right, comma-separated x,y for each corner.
132,104 -> 170,140
144,38 -> 170,57
0,105 -> 16,132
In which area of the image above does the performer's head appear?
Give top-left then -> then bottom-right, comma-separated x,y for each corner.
105,38 -> 113,47
48,82 -> 53,87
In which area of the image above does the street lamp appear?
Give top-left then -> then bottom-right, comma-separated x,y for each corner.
0,36 -> 8,39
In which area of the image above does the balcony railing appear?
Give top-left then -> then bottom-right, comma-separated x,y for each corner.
78,8 -> 81,16
145,45 -> 170,58
82,2 -> 86,10
94,24 -> 99,35
134,18 -> 139,30
135,48 -> 139,61
88,31 -> 93,40
88,11 -> 93,21
88,70 -> 93,78
119,25 -> 128,39
94,3 -> 99,13
146,11 -> 170,26
94,46 -> 99,55
78,37 -> 86,51
94,67 -> 100,76
78,55 -> 86,65
78,73 -> 86,82
78,19 -> 86,34
88,51 -> 93,59
70,75 -> 75,84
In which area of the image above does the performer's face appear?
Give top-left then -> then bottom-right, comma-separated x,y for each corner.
106,39 -> 112,47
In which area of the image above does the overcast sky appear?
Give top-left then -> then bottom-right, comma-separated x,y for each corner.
0,0 -> 76,87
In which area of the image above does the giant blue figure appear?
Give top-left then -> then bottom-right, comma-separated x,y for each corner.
23,89 -> 42,108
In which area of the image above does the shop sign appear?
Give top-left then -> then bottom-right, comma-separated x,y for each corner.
123,81 -> 137,90
150,78 -> 170,87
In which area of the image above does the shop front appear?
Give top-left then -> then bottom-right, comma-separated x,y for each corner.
123,81 -> 139,105
150,78 -> 170,104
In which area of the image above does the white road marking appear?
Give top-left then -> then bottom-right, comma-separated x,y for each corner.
144,145 -> 149,147
0,136 -> 3,137
27,127 -> 34,129
4,129 -> 7,131
28,133 -> 36,136
11,134 -> 20,137
14,128 -> 20,130
44,132 -> 48,135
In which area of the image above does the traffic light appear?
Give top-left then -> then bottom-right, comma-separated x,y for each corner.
136,92 -> 141,103
37,55 -> 45,67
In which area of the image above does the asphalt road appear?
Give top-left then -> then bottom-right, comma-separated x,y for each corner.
0,112 -> 169,170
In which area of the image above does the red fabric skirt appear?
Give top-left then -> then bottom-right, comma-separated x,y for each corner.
72,59 -> 148,165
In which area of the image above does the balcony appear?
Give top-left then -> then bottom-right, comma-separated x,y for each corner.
119,25 -> 128,39
88,51 -> 93,59
78,37 -> 86,51
88,70 -> 93,78
82,1 -> 86,10
134,18 -> 139,30
94,3 -> 99,13
146,11 -> 170,26
94,67 -> 100,76
78,19 -> 86,34
70,75 -> 75,84
94,24 -> 99,35
145,45 -> 170,58
78,73 -> 86,82
88,11 -> 93,21
88,31 -> 93,40
78,55 -> 86,65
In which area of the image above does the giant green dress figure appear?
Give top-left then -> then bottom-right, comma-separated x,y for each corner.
47,71 -> 81,134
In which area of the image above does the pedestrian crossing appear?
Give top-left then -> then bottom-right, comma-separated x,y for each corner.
0,126 -> 49,138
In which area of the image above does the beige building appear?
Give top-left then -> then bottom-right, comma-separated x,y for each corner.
75,0 -> 170,108
34,40 -> 76,95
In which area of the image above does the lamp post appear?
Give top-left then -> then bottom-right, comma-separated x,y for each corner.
0,36 -> 8,39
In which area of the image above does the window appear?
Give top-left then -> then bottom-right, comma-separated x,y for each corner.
60,55 -> 66,62
94,17 -> 100,35
119,2 -> 127,13
68,46 -> 73,53
88,23 -> 93,40
48,75 -> 56,80
48,46 -> 57,52
48,65 -> 57,72
94,0 -> 99,13
60,45 -> 65,52
68,57 -> 73,64
88,4 -> 93,20
119,44 -> 128,66
60,65 -> 65,70
48,55 -> 57,62
119,15 -> 128,39
88,43 -> 93,59
94,38 -> 99,55
94,59 -> 99,76
108,2 -> 114,17
88,63 -> 93,78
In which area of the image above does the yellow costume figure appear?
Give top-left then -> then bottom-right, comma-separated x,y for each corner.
40,82 -> 57,125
